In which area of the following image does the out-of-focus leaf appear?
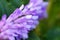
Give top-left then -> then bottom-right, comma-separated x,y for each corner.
48,0 -> 60,27
9,0 -> 22,8
0,0 -> 29,18
6,3 -> 16,16
0,0 -> 16,17
45,0 -> 60,40
28,31 -> 40,40
21,0 -> 29,5
0,0 -> 7,17
38,19 -> 48,40
46,27 -> 60,40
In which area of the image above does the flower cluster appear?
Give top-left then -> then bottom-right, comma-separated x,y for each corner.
0,0 -> 48,40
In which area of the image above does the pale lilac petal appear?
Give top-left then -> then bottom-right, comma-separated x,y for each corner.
2,14 -> 7,21
30,0 -> 43,6
19,4 -> 24,10
6,8 -> 22,22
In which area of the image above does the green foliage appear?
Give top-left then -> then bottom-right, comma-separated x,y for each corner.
46,27 -> 60,40
46,0 -> 60,40
48,0 -> 60,27
0,0 -> 29,18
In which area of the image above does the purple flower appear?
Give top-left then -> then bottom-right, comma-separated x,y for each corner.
0,0 -> 48,40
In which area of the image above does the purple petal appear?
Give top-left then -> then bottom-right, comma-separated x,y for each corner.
6,8 -> 22,22
2,14 -> 7,21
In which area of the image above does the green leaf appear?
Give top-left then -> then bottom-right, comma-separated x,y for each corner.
21,0 -> 29,5
9,0 -> 22,8
46,27 -> 60,40
48,0 -> 60,27
0,0 -> 29,18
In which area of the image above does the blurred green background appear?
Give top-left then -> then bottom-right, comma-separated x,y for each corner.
0,0 -> 60,40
